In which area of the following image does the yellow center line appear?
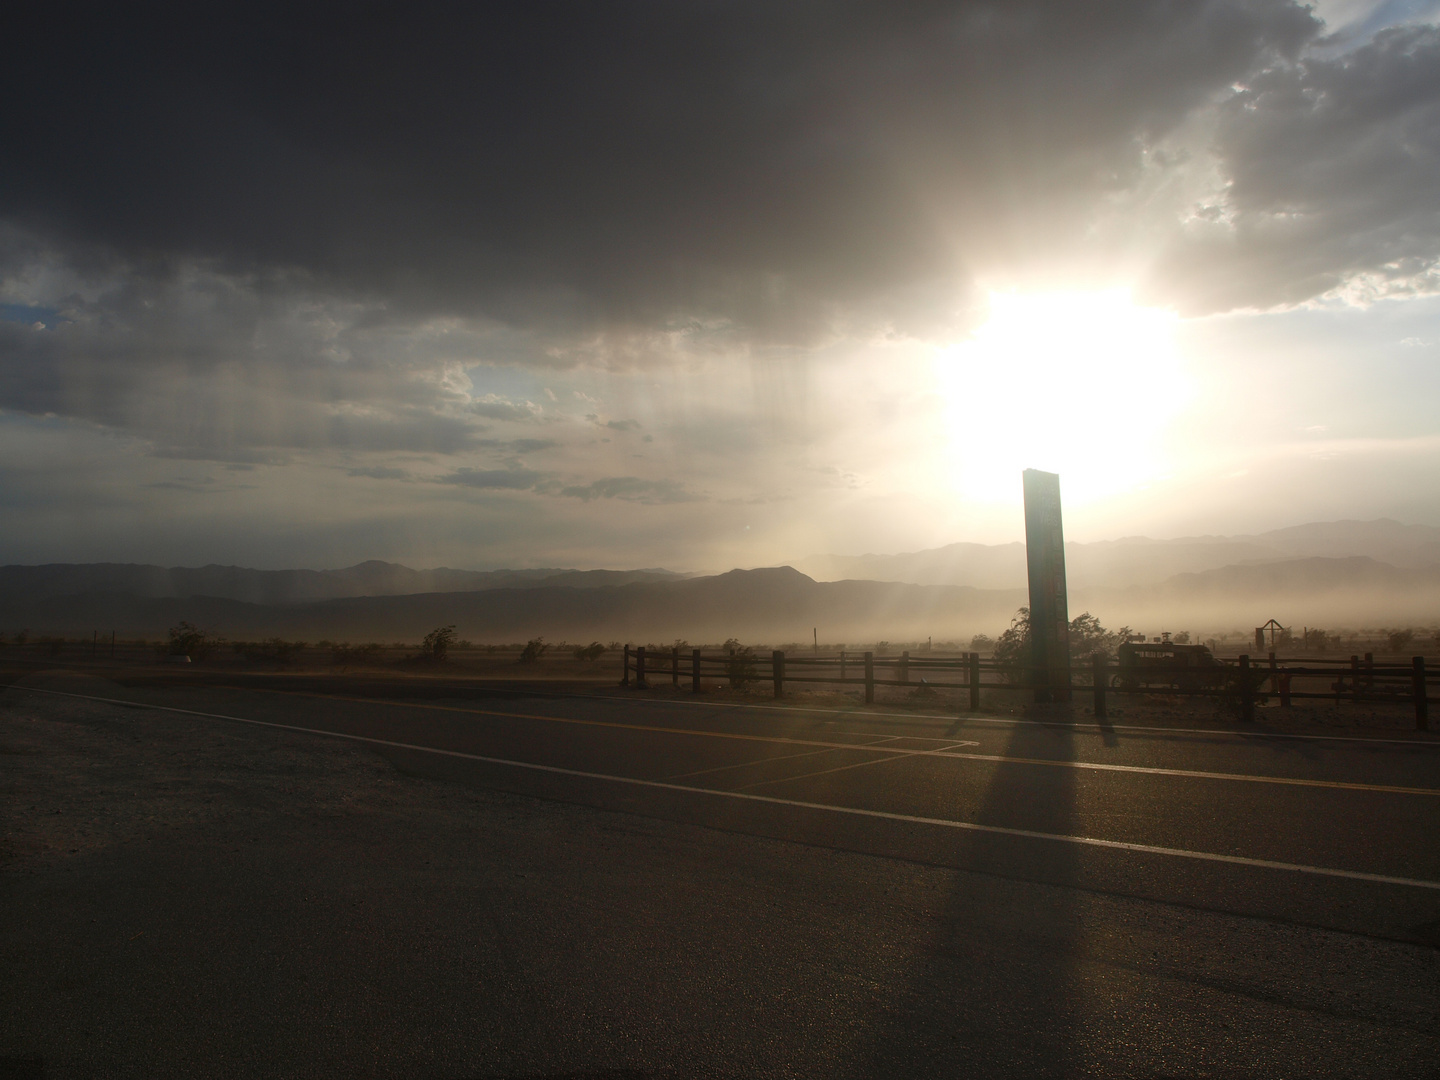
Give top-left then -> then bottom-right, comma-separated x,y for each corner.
39,681 -> 1440,798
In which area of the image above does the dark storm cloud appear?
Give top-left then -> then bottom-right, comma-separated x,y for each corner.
3,1 -> 1323,340
559,477 -> 702,504
436,467 -> 546,491
346,465 -> 411,480
1154,24 -> 1440,310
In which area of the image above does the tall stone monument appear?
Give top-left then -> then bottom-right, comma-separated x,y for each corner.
1023,469 -> 1070,703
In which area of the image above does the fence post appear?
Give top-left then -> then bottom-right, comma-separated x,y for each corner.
899,650 -> 909,684
1269,650 -> 1278,693
969,652 -> 981,712
1364,651 -> 1374,691
692,648 -> 701,693
1239,654 -> 1254,723
864,651 -> 875,704
728,648 -> 736,690
672,646 -> 680,687
1279,672 -> 1292,708
840,650 -> 847,681
772,650 -> 784,698
1414,656 -> 1429,732
636,646 -> 649,688
622,644 -> 631,687
1351,655 -> 1361,703
1092,653 -> 1107,720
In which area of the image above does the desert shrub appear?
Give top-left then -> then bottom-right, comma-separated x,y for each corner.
519,636 -> 548,663
168,621 -> 220,659
233,639 -> 307,665
992,608 -> 1124,683
421,625 -> 457,661
1303,628 -> 1330,651
1387,628 -> 1416,654
1173,631 -> 1191,644
723,639 -> 758,687
969,634 -> 995,653
574,641 -> 606,661
1067,612 -> 1125,661
332,642 -> 382,669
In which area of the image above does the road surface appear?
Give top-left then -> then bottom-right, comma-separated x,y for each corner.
3,665 -> 1438,1077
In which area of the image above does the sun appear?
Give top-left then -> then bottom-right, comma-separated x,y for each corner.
934,289 -> 1189,504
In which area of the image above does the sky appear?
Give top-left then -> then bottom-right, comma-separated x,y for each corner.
3,0 -> 1440,572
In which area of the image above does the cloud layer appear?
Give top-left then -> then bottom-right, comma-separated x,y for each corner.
2,2 -> 1439,568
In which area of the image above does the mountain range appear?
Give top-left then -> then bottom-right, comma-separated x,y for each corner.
1,520 -> 1436,642
796,519 -> 1440,589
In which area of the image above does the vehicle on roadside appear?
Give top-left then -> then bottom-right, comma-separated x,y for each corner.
1113,641 -> 1225,692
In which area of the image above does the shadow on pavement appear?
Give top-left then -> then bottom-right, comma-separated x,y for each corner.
847,704 -> 1083,1077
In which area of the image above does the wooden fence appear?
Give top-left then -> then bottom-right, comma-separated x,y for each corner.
620,646 -> 1436,731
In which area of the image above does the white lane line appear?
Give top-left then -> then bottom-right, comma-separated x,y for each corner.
11,684 -> 1440,893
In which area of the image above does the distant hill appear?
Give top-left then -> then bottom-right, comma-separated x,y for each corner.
1071,557 -> 1440,634
0,561 -> 690,606
2,558 -> 1437,644
2,520 -> 1438,643
0,567 -> 1025,643
798,519 -> 1440,589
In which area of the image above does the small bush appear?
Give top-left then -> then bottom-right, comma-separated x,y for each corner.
992,608 -> 1124,683
1387,628 -> 1416,654
168,621 -> 220,660
332,642 -> 382,669
519,637 -> 548,663
233,639 -> 308,665
421,625 -> 457,661
723,639 -> 758,687
574,641 -> 606,661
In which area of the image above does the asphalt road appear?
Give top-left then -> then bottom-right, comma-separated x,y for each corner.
4,665 -> 1440,1077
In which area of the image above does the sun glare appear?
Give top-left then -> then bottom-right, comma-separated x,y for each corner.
934,289 -> 1188,504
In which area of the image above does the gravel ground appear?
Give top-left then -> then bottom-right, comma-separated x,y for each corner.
3,670 -> 1438,1079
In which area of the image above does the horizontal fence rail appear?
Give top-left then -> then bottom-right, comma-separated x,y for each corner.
619,646 -> 1435,731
